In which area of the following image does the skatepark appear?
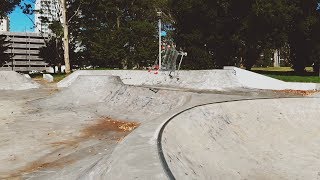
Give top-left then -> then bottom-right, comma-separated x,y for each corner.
0,68 -> 320,179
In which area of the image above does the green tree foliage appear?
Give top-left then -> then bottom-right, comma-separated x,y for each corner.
39,35 -> 79,72
0,36 -> 10,66
0,0 -> 21,18
69,0 -> 168,69
171,0 -> 320,72
34,0 -> 320,72
171,0 -> 295,70
39,37 -> 63,73
0,0 -> 21,66
287,0 -> 320,74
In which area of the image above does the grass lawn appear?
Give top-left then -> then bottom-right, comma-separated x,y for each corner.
52,73 -> 69,82
252,67 -> 313,72
251,67 -> 320,83
30,73 -> 70,83
266,74 -> 320,83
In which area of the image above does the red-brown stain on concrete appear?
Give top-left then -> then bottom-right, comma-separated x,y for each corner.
81,117 -> 140,139
6,117 -> 140,179
274,90 -> 319,96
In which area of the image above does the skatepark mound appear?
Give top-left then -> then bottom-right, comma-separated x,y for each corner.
41,75 -> 124,106
39,75 -> 190,121
57,69 -> 243,91
162,98 -> 320,179
0,71 -> 39,90
58,68 -> 320,91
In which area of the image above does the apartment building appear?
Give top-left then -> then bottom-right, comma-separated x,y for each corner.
0,17 -> 9,32
35,0 -> 61,34
0,32 -> 49,72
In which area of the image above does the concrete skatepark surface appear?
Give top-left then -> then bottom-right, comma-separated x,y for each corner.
58,67 -> 320,90
162,98 -> 320,180
0,71 -> 40,90
0,69 -> 319,179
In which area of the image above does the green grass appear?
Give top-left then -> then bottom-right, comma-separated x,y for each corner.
251,67 -> 320,83
52,73 -> 69,82
252,67 -> 294,72
265,74 -> 320,83
30,73 -> 70,82
251,66 -> 313,72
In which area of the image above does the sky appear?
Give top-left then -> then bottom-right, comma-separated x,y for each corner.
9,0 -> 35,32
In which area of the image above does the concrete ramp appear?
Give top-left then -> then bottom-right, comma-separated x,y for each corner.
225,67 -> 320,90
57,70 -> 243,90
0,71 -> 39,90
58,68 -> 320,91
42,75 -> 124,106
39,75 -> 191,121
162,98 -> 320,179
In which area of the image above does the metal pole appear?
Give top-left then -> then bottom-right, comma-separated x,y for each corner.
11,42 -> 13,71
158,17 -> 162,70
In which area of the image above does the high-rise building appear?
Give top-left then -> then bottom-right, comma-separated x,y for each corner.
35,0 -> 61,34
0,17 -> 9,32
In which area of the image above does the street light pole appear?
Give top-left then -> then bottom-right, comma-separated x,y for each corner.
317,3 -> 320,76
157,11 -> 162,70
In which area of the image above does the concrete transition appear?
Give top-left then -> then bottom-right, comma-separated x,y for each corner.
225,67 -> 320,90
58,67 -> 320,91
0,71 -> 39,90
162,98 -> 320,179
40,75 -> 190,120
58,69 -> 242,91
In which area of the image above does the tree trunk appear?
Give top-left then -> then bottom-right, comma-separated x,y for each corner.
117,16 -> 120,29
52,65 -> 56,74
61,0 -> 71,73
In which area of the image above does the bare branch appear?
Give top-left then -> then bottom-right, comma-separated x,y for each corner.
68,3 -> 81,23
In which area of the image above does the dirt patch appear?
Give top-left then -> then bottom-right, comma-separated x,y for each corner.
274,90 -> 319,96
6,117 -> 140,179
33,78 -> 58,90
51,140 -> 79,148
81,117 -> 140,139
7,155 -> 76,179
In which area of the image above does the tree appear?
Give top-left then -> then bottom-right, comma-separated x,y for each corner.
70,0 -> 168,69
33,0 -> 82,73
170,0 -> 221,69
0,0 -> 21,18
170,0 -> 308,70
0,0 -> 21,67
61,0 -> 71,73
287,0 -> 320,74
39,37 -> 64,73
0,36 -> 10,66
238,0 -> 295,69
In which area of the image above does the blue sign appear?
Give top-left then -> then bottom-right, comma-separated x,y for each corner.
317,3 -> 320,11
161,31 -> 167,37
